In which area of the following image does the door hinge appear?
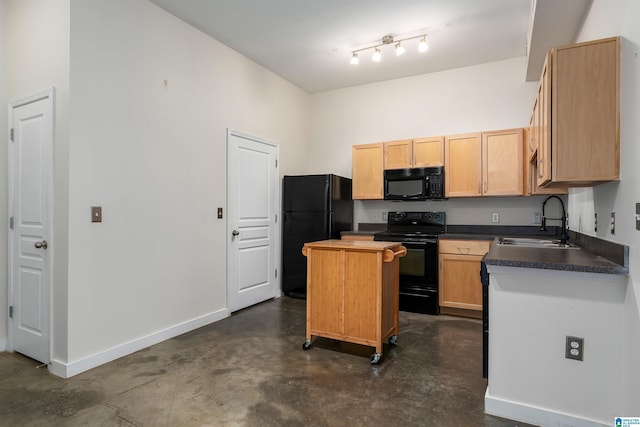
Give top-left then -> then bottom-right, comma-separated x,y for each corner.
275,159 -> 278,168
9,306 -> 13,318
9,217 -> 14,230
275,269 -> 278,278
10,128 -> 14,142
275,214 -> 278,223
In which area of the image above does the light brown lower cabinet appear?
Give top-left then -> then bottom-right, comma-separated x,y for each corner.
438,239 -> 491,317
301,240 -> 406,364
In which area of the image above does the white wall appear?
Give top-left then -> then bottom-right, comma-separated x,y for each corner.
569,0 -> 640,415
61,0 -> 309,372
309,57 -> 556,227
486,266 -> 627,426
1,0 -> 71,361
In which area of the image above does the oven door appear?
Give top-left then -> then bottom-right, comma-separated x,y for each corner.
398,239 -> 437,291
396,239 -> 440,314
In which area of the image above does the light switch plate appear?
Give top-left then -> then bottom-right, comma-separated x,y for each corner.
91,206 -> 102,223
611,212 -> 615,234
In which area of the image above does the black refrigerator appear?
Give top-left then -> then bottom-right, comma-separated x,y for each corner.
282,174 -> 353,298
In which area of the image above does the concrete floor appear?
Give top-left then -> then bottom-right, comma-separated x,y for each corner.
0,297 -> 531,426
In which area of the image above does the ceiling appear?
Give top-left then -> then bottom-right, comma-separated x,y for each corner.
148,0 -> 591,93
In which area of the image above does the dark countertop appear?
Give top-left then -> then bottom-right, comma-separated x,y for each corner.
441,225 -> 628,275
483,240 -> 628,275
343,223 -> 629,275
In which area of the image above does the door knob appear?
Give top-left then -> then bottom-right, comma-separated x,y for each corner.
34,240 -> 48,249
232,230 -> 240,236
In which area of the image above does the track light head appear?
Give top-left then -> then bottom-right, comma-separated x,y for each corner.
418,36 -> 429,53
372,48 -> 381,62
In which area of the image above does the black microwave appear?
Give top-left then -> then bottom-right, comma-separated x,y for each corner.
384,166 -> 445,201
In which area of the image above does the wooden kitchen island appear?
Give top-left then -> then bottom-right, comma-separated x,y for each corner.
301,239 -> 406,364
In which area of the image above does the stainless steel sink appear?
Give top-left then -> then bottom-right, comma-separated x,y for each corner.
497,237 -> 580,249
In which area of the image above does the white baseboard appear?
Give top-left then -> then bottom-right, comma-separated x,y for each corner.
485,388 -> 608,427
0,338 -> 6,352
49,308 -> 229,378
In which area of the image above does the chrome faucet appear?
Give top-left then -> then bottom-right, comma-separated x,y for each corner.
541,195 -> 569,244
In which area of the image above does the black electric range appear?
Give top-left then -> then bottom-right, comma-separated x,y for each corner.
374,211 -> 446,314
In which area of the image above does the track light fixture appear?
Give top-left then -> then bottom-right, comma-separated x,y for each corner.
350,33 -> 428,64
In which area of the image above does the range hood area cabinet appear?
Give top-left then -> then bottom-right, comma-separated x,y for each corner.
531,37 -> 620,188
444,129 -> 523,198
384,137 -> 444,170
352,129 -> 525,200
352,137 -> 445,199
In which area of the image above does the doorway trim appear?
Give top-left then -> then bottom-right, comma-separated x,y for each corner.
7,87 -> 55,361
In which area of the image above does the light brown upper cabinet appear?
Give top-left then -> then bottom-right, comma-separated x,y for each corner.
445,130 -> 524,198
383,139 -> 413,169
352,143 -> 384,199
383,137 -> 444,170
523,128 -> 567,195
536,37 -> 620,187
413,137 -> 445,167
482,129 -> 523,196
444,133 -> 482,197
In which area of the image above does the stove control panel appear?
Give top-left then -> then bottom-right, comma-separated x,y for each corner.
387,211 -> 446,226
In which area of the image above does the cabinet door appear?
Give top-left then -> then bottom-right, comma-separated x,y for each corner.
352,143 -> 384,199
482,129 -> 523,196
526,145 -> 568,196
537,53 -> 552,187
384,139 -> 412,170
413,137 -> 444,167
343,251 -> 378,342
439,253 -> 483,311
552,37 -> 619,183
444,133 -> 482,197
529,98 -> 538,161
307,248 -> 344,336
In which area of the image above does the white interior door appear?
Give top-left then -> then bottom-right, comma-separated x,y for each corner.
227,130 -> 279,312
9,88 -> 54,364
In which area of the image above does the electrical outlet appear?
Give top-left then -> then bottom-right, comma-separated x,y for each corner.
491,212 -> 500,223
532,213 -> 541,225
565,336 -> 584,361
611,212 -> 615,234
382,212 -> 388,221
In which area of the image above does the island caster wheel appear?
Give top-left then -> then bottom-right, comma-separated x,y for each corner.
388,335 -> 398,345
370,353 -> 382,365
302,340 -> 312,350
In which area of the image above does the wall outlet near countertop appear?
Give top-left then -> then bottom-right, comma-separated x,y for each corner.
565,336 -> 584,361
491,212 -> 500,223
532,212 -> 541,225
